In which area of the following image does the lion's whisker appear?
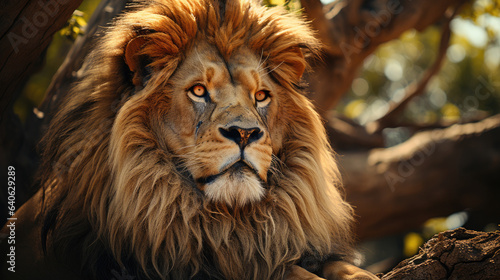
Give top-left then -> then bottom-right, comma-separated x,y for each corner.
268,154 -> 285,178
194,48 -> 207,74
257,50 -> 270,74
264,61 -> 284,76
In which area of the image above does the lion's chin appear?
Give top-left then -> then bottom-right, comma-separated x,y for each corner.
203,168 -> 265,206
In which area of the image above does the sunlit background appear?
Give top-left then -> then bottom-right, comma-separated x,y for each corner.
341,1 -> 500,129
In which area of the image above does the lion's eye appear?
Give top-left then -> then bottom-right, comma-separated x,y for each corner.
188,84 -> 209,103
190,85 -> 207,97
255,90 -> 271,107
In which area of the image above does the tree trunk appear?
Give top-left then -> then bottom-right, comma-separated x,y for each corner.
381,228 -> 500,279
39,0 -> 129,121
0,0 -> 83,120
0,0 -> 129,217
0,0 -> 83,222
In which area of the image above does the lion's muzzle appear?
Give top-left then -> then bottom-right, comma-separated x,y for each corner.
192,119 -> 271,206
219,126 -> 263,150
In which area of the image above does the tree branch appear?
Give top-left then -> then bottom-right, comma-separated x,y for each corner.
0,0 -> 83,223
340,114 -> 500,240
302,0 -> 468,115
300,0 -> 338,53
381,228 -> 500,279
368,5 -> 462,133
39,0 -> 129,122
0,0 -> 83,122
325,112 -> 384,150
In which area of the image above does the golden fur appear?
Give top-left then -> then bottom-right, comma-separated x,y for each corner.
37,0 -> 356,279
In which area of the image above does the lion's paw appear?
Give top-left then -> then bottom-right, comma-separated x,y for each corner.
284,265 -> 326,280
323,261 -> 379,280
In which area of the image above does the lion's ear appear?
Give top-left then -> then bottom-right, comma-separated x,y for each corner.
287,46 -> 306,81
125,36 -> 152,87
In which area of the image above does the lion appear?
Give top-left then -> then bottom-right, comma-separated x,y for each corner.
1,0 -> 378,279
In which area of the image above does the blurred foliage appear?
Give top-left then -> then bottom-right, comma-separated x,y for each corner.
341,0 -> 500,142
461,0 -> 500,19
13,0 -> 100,122
403,232 -> 424,257
60,10 -> 88,41
263,0 -> 301,11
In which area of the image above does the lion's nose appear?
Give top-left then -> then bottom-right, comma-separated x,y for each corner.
219,126 -> 263,149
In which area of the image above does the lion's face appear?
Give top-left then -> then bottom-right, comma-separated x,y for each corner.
116,42 -> 286,206
164,43 -> 280,206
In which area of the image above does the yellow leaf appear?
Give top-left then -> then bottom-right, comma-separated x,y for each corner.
344,99 -> 366,119
441,103 -> 461,121
269,0 -> 286,6
75,16 -> 87,27
424,217 -> 449,237
404,233 -> 424,257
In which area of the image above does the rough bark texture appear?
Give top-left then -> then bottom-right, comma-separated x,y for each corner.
381,228 -> 500,279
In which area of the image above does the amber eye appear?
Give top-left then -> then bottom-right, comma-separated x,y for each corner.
255,90 -> 271,108
190,85 -> 207,97
255,90 -> 269,102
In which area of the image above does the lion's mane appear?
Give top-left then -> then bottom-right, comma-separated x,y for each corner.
39,0 -> 355,279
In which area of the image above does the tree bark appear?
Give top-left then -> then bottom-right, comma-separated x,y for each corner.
340,115 -> 500,240
381,228 -> 500,279
0,0 -> 128,223
0,0 -> 83,222
0,0 -> 83,121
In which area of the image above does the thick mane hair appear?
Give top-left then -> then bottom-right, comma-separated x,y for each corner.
39,0 -> 355,279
